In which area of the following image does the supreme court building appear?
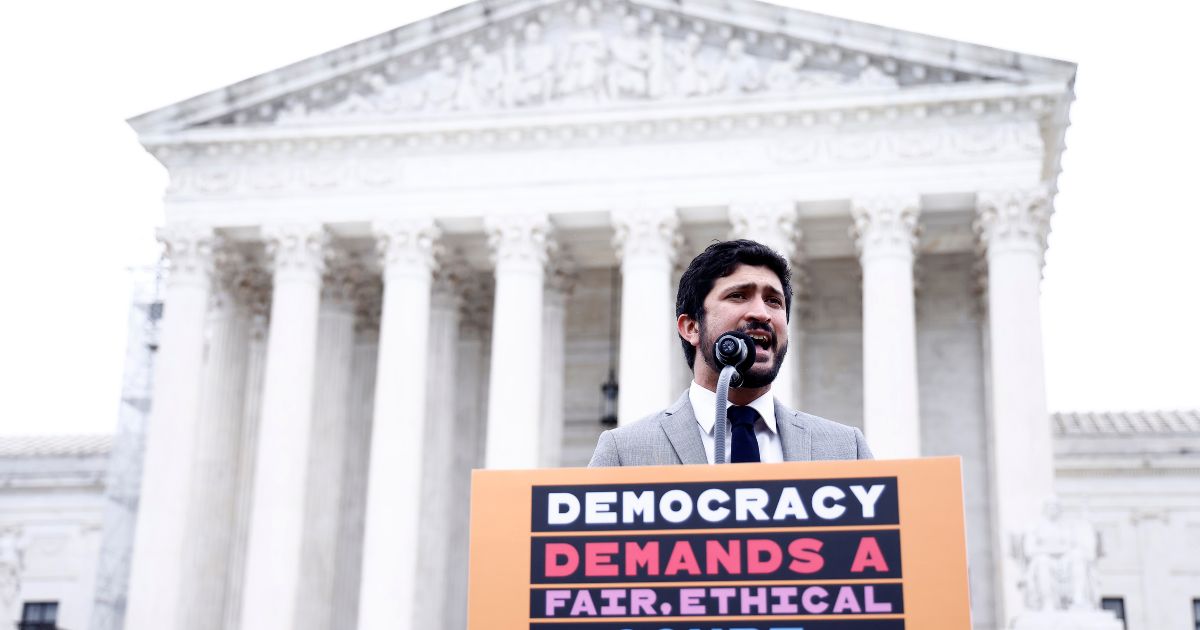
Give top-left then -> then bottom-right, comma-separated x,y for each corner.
40,1 -> 1191,630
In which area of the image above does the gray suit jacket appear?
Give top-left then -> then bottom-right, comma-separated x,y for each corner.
588,391 -> 872,467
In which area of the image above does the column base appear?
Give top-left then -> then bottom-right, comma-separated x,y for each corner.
1011,611 -> 1123,630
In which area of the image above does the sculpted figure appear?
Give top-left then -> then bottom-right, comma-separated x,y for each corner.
1016,499 -> 1102,612
423,55 -> 461,112
766,50 -> 808,92
276,97 -> 310,122
668,32 -> 710,97
559,5 -> 608,101
459,44 -> 505,109
855,63 -> 899,88
646,23 -> 667,98
514,21 -> 556,105
607,15 -> 650,99
713,39 -> 763,95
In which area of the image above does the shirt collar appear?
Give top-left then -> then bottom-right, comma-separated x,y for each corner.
689,380 -> 777,436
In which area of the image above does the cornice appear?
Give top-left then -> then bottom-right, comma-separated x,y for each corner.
140,81 -> 1067,153
127,0 -> 1074,136
149,103 -> 1053,202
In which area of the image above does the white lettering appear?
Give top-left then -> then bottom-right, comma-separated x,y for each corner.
547,493 -> 580,525
697,488 -> 731,522
659,489 -> 694,523
585,491 -> 618,525
735,487 -> 770,521
622,490 -> 655,524
850,484 -> 885,519
771,486 -> 810,521
812,486 -> 846,520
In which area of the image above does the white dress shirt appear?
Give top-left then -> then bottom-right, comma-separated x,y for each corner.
688,380 -> 785,464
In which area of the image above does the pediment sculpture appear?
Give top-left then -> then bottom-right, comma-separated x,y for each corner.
272,4 -> 922,125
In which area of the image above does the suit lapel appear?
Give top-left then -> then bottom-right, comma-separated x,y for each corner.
660,392 -> 708,465
775,399 -> 812,462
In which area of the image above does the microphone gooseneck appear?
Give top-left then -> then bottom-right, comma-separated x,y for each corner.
712,331 -> 758,464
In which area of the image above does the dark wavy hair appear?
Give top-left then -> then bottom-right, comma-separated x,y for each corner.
675,239 -> 792,369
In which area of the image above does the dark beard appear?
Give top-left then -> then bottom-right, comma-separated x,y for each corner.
698,318 -> 787,388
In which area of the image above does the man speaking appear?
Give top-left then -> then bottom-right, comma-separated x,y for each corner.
589,239 -> 872,466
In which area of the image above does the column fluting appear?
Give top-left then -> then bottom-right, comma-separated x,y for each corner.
124,224 -> 216,630
612,206 -> 679,425
851,195 -> 922,459
239,223 -> 328,630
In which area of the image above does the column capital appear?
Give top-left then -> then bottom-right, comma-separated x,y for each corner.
485,214 -> 555,270
850,195 -> 921,262
545,251 -> 578,297
352,277 -> 383,334
263,223 -> 330,277
373,218 -> 442,273
611,206 -> 680,263
210,247 -> 271,316
157,224 -> 218,287
431,255 -> 470,311
975,186 -> 1052,256
728,200 -> 800,259
322,251 -> 367,307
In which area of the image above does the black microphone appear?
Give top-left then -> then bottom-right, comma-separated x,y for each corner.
713,331 -> 757,387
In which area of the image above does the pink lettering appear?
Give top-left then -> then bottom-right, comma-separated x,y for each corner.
544,590 -> 571,616
630,589 -> 657,615
544,543 -> 578,578
584,542 -> 619,577
679,588 -> 705,614
833,586 -> 862,613
864,585 -> 893,613
599,589 -> 627,616
801,586 -> 829,613
746,539 -> 782,574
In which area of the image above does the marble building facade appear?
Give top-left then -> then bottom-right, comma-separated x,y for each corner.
1,2 -> 1192,630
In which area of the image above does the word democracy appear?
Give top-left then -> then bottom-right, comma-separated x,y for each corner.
546,483 -> 887,527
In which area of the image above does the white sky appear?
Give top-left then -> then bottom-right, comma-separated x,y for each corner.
1,0 -> 1197,436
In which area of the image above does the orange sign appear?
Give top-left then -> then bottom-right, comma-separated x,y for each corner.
468,457 -> 969,630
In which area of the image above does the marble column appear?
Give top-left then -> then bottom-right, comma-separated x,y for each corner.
295,255 -> 359,630
976,187 -> 1055,625
540,261 -> 573,467
178,250 -> 258,630
484,215 -> 553,468
612,207 -> 679,425
729,200 -> 802,408
222,293 -> 270,630
239,223 -> 328,630
332,280 -> 381,630
851,196 -> 922,459
358,219 -> 440,630
416,263 -> 462,629
125,224 -> 215,630
445,276 -> 493,630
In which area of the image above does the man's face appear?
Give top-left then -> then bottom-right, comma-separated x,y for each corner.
684,264 -> 789,388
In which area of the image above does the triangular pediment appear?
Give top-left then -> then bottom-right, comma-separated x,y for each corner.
129,0 -> 1075,134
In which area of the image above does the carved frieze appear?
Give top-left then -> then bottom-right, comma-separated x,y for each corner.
219,4 -> 945,128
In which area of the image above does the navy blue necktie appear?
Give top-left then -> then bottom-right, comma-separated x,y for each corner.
728,406 -> 761,463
